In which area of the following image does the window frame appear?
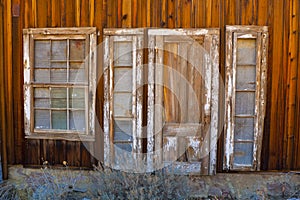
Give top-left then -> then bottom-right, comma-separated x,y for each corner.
103,28 -> 145,169
23,27 -> 97,141
224,25 -> 269,171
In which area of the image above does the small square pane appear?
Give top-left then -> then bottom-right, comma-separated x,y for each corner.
51,88 -> 67,98
52,111 -> 67,129
50,69 -> 67,82
51,98 -> 67,108
234,117 -> 254,141
35,110 -> 50,129
235,92 -> 255,115
114,68 -> 132,92
35,40 -> 50,68
233,142 -> 254,166
69,88 -> 85,98
114,42 -> 132,66
114,120 -> 133,141
34,69 -> 50,83
237,39 -> 256,65
236,65 -> 256,90
52,40 -> 67,60
70,40 -> 85,60
51,88 -> 67,108
34,99 -> 50,108
70,111 -> 86,131
34,88 -> 50,98
115,143 -> 132,152
70,63 -> 86,82
113,93 -> 132,117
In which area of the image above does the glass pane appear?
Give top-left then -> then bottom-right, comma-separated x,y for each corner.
52,40 -> 67,60
235,92 -> 255,115
34,88 -> 50,98
234,117 -> 254,141
50,69 -> 67,83
114,41 -> 132,66
115,143 -> 132,152
35,40 -> 50,68
51,88 -> 67,108
34,69 -> 50,83
113,93 -> 132,117
70,111 -> 86,131
114,120 -> 133,141
236,65 -> 256,90
233,142 -> 253,166
114,68 -> 132,92
52,111 -> 67,129
35,110 -> 50,129
237,39 -> 256,65
69,88 -> 85,108
70,62 -> 86,83
35,99 -> 50,108
70,40 -> 85,60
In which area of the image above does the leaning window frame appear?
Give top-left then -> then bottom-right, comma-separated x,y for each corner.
224,25 -> 269,171
23,27 -> 97,141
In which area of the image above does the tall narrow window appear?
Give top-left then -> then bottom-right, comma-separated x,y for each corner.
23,28 -> 97,141
224,26 -> 268,170
103,29 -> 144,170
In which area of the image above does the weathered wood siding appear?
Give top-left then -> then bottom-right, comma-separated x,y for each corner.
0,0 -> 300,172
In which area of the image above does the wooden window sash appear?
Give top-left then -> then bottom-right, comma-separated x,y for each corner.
224,25 -> 268,171
23,27 -> 97,141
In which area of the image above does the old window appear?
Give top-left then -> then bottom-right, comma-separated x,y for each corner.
23,28 -> 97,141
103,29 -> 144,170
224,26 -> 268,170
103,28 -> 220,174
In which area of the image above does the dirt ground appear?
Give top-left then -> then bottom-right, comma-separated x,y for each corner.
4,165 -> 300,199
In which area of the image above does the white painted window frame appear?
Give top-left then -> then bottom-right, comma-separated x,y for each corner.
224,25 -> 269,171
103,28 -> 144,169
23,27 -> 97,141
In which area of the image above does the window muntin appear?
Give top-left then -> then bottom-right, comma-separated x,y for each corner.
23,28 -> 96,141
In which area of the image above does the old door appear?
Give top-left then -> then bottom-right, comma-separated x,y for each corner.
147,29 -> 220,175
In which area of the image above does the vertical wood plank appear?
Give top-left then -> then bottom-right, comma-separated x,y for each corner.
175,0 -> 182,27
80,0 -> 89,26
12,0 -> 24,164
257,0 -> 268,25
182,0 -> 191,28
268,0 -> 286,170
75,0 -> 80,26
122,0 -> 132,27
89,0 -> 95,26
167,0 -> 175,28
160,0 -> 167,27
65,0 -> 75,27
51,0 -> 61,27
36,0 -> 48,27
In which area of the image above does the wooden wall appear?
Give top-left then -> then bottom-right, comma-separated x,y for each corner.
0,0 -> 300,173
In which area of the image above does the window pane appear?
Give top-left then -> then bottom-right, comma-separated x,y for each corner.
52,111 -> 67,129
114,41 -> 132,66
115,143 -> 132,152
235,92 -> 255,115
114,68 -> 132,92
236,65 -> 256,90
70,111 -> 86,131
237,39 -> 256,65
233,142 -> 253,166
51,88 -> 67,108
50,69 -> 67,82
35,40 -> 50,68
234,117 -> 254,141
114,120 -> 133,141
34,69 -> 50,83
69,88 -> 85,109
35,110 -> 50,129
52,40 -> 67,60
70,63 -> 87,83
70,40 -> 85,60
34,88 -> 50,98
113,93 -> 132,117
